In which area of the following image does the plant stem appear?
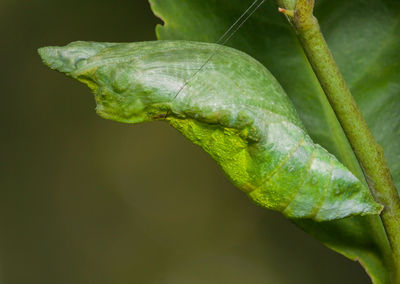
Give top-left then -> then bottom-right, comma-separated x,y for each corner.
279,0 -> 400,280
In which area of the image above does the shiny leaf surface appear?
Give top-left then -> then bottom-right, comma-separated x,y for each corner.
148,0 -> 399,282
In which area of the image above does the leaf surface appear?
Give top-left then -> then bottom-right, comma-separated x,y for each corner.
39,40 -> 381,222
148,0 -> 400,282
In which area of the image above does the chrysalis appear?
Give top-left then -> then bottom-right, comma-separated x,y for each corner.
38,40 -> 382,221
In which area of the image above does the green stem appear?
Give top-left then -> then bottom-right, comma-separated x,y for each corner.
279,0 -> 400,281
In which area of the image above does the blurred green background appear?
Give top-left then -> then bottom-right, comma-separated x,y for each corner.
1,0 -> 370,283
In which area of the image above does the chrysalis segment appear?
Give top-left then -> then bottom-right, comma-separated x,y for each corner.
38,40 -> 383,221
282,146 -> 334,218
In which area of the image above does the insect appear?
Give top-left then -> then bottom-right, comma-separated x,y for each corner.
38,0 -> 382,222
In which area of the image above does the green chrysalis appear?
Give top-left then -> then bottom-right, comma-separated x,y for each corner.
38,40 -> 382,221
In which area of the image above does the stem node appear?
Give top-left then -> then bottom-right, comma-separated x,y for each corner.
278,7 -> 294,17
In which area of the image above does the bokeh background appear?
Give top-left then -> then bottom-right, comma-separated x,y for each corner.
1,0 -> 371,283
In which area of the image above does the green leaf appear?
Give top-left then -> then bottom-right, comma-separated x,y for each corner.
148,0 -> 399,282
150,0 -> 400,189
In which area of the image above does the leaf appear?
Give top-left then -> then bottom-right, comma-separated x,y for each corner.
150,0 -> 400,188
38,40 -> 381,222
148,0 -> 399,282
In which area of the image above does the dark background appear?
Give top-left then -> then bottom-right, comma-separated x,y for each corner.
1,0 -> 370,283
